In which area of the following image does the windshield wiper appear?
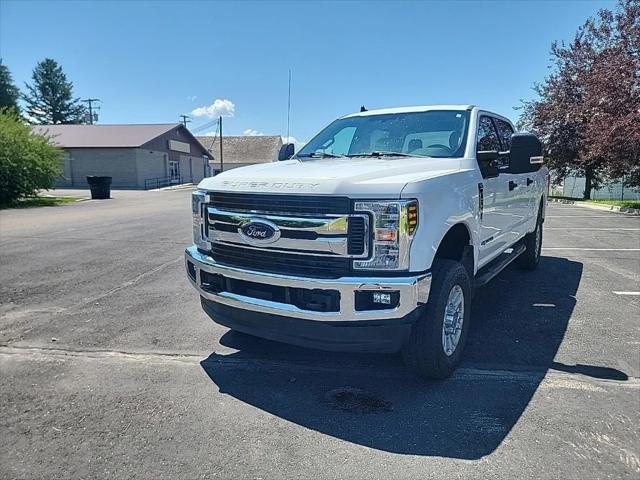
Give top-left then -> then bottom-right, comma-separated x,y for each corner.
346,151 -> 418,158
296,152 -> 345,159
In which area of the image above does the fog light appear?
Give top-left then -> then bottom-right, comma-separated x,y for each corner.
372,292 -> 392,304
355,290 -> 400,311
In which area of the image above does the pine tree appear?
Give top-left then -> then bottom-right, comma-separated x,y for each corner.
0,59 -> 20,113
23,58 -> 86,124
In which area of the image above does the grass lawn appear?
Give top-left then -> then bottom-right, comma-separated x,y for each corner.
587,199 -> 640,209
549,196 -> 640,209
2,196 -> 81,209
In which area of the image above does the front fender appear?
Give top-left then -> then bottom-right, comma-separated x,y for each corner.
402,169 -> 481,274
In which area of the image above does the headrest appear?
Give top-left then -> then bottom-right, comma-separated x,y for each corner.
408,139 -> 423,152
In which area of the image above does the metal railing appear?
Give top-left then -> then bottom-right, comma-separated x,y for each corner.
144,176 -> 183,190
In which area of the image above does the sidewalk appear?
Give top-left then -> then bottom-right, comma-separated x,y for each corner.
549,197 -> 640,215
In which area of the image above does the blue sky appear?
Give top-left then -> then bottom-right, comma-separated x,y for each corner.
1,0 -> 615,144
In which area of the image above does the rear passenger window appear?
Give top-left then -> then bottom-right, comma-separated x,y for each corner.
494,118 -> 514,151
476,116 -> 500,152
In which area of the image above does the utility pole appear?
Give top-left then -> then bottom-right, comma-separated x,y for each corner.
81,98 -> 100,124
179,114 -> 191,128
219,116 -> 224,173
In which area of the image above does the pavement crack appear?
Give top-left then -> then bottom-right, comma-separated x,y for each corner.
0,345 -> 204,364
1,346 -> 638,388
0,234 -> 187,245
65,256 -> 182,311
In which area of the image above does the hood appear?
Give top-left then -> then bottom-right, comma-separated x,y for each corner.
198,156 -> 461,197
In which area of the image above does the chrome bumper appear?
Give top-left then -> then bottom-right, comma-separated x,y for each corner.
185,246 -> 431,322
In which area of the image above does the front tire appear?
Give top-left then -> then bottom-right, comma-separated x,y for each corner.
517,207 -> 543,271
402,259 -> 472,379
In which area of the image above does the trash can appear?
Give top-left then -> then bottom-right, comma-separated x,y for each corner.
86,176 -> 112,199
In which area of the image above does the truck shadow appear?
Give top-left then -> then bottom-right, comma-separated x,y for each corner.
199,256 -> 626,458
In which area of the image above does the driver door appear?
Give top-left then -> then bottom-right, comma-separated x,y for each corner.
476,115 -> 517,267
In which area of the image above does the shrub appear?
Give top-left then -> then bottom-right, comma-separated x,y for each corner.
0,110 -> 62,206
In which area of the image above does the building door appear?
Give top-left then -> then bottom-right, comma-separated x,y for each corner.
169,160 -> 180,184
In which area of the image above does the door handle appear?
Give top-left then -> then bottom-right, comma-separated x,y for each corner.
526,178 -> 534,186
508,180 -> 518,191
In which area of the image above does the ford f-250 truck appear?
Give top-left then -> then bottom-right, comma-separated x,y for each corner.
186,105 -> 548,378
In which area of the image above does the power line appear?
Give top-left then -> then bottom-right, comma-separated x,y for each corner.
194,117 -> 220,175
191,118 -> 219,134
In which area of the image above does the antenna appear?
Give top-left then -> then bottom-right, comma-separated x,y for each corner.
219,116 -> 223,173
286,69 -> 292,143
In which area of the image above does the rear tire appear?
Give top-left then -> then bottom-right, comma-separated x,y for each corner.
402,259 -> 472,379
517,207 -> 543,271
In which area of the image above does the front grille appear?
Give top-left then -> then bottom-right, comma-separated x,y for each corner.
208,192 -> 351,215
210,243 -> 350,279
347,216 -> 366,255
212,220 -> 337,240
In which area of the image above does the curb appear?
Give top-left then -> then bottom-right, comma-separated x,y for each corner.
40,195 -> 91,203
549,198 -> 640,215
150,184 -> 196,192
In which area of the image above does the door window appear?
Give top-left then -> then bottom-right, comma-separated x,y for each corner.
493,118 -> 514,151
476,116 -> 501,152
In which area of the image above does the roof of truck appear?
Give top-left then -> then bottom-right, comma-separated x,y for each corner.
342,104 -> 475,118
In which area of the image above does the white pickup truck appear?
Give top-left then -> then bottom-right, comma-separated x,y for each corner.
186,105 -> 549,378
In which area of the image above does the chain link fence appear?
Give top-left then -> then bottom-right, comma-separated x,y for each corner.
550,174 -> 640,200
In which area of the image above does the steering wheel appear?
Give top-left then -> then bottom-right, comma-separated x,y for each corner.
426,144 -> 453,153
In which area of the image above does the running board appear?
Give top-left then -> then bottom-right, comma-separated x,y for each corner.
475,244 -> 526,288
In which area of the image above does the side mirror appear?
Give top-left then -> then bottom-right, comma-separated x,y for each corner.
508,133 -> 543,174
278,143 -> 295,161
477,150 -> 500,178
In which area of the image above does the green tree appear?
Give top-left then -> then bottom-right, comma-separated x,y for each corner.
0,59 -> 20,113
0,109 -> 62,206
23,58 -> 86,124
519,0 -> 640,199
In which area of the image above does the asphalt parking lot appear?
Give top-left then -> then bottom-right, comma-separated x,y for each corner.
1,190 -> 638,479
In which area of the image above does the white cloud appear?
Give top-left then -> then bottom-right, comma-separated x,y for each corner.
201,130 -> 218,137
242,128 -> 265,136
191,99 -> 235,119
186,95 -> 198,102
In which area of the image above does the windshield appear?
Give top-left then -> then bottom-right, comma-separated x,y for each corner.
296,110 -> 469,159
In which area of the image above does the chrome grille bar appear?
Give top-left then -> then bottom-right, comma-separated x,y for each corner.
206,207 -> 369,258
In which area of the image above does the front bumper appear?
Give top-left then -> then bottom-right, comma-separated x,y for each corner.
185,246 -> 431,352
185,246 -> 431,323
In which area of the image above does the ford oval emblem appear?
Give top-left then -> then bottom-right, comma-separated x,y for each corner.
239,219 -> 281,244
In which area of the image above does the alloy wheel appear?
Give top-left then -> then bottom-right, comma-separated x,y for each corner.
442,284 -> 464,356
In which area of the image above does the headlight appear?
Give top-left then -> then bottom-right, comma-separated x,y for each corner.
353,200 -> 418,271
192,190 -> 208,249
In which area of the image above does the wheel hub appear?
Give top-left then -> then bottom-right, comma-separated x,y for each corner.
442,284 -> 464,356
